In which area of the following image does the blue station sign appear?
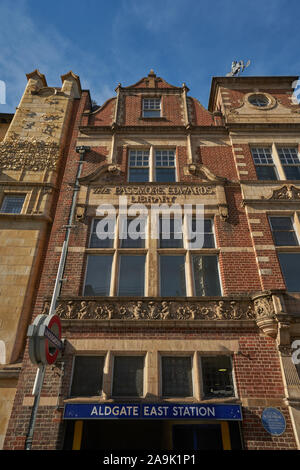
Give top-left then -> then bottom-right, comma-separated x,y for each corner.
64,403 -> 242,421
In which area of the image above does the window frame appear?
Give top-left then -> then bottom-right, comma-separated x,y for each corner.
142,97 -> 161,118
154,149 -> 177,183
0,193 -> 27,214
159,253 -> 188,297
117,253 -> 146,297
127,147 -> 177,183
84,216 -> 148,297
159,353 -> 194,399
69,354 -> 105,398
191,253 -> 222,297
251,146 -> 279,181
250,144 -> 300,181
84,214 -> 222,298
269,215 -> 300,247
277,147 -> 300,181
111,354 -> 146,398
128,149 -> 150,183
199,354 -> 237,400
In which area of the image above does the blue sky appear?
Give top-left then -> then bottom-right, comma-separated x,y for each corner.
0,0 -> 300,113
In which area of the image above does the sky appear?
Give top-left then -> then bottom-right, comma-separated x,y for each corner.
0,0 -> 300,113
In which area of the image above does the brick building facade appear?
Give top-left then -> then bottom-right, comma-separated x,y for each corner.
2,70 -> 300,450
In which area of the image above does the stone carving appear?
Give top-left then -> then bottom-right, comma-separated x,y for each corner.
267,185 -> 300,200
252,293 -> 278,338
78,164 -> 123,185
187,163 -> 226,182
0,140 -> 60,171
253,295 -> 275,319
51,298 -> 255,321
42,114 -> 62,122
75,206 -> 85,222
42,123 -> 60,136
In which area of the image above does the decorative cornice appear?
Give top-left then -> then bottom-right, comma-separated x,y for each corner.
78,125 -> 227,135
43,296 -> 256,322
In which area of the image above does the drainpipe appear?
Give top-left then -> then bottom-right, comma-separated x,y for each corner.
48,146 -> 90,316
25,146 -> 90,450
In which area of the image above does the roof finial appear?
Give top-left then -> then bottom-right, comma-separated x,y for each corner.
148,69 -> 156,77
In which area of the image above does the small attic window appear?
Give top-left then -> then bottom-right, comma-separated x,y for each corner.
248,94 -> 269,107
143,98 -> 161,117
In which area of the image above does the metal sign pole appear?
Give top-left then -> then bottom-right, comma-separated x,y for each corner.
24,146 -> 89,450
25,365 -> 46,450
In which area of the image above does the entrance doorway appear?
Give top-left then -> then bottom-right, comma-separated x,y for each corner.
63,420 -> 242,450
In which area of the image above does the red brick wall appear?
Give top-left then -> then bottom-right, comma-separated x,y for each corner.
89,98 -> 116,126
123,94 -> 184,126
199,146 -> 238,180
3,327 -> 297,450
189,97 -> 215,126
233,144 -> 257,181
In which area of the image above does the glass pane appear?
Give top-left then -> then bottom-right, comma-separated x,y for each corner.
162,357 -> 193,397
129,150 -> 149,166
159,218 -> 183,248
256,166 -> 278,180
128,168 -> 149,182
70,356 -> 104,397
156,168 -> 176,182
120,218 -> 146,248
84,255 -> 112,296
118,255 -> 145,296
143,110 -> 160,118
278,148 -> 299,165
202,356 -> 234,398
143,98 -> 160,110
90,218 -> 115,248
278,253 -> 300,291
249,94 -> 269,107
0,195 -> 25,214
270,217 -> 298,246
270,217 -> 293,231
112,356 -> 144,397
189,218 -> 215,248
251,148 -> 273,164
273,231 -> 298,246
160,255 -> 186,297
192,255 -> 221,296
284,166 -> 300,180
155,150 -> 175,167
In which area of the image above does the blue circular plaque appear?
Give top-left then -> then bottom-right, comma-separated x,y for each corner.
261,408 -> 286,436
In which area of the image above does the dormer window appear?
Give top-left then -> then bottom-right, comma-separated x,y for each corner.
143,98 -> 161,118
